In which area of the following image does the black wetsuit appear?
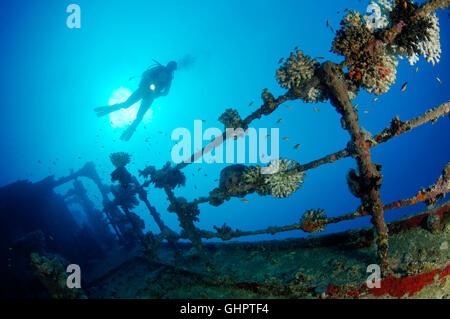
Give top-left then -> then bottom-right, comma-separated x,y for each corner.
139,65 -> 173,96
95,65 -> 174,141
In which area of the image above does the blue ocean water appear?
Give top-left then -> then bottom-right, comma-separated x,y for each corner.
0,0 -> 448,242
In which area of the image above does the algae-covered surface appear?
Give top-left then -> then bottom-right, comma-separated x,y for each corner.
86,209 -> 450,299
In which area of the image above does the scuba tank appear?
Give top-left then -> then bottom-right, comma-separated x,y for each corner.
129,59 -> 162,81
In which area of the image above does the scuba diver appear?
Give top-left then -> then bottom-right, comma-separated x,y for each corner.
95,60 -> 177,141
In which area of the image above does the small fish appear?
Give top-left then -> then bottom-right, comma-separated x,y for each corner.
317,56 -> 325,59
364,110 -> 370,113
266,134 -> 271,138
214,179 -> 218,182
313,107 -> 320,113
372,97 -> 378,103
201,119 -> 206,122
403,0 -> 407,9
326,20 -> 330,27
353,104 -> 359,110
194,186 -> 197,189
9,247 -> 12,251
286,106 -> 293,110
294,46 -> 298,50
400,82 -> 408,92
436,77 -> 442,84
277,118 -> 284,123
48,235 -> 54,241
329,26 -> 335,33
415,67 -> 419,73
283,137 -> 290,140
278,57 -> 284,64
293,144 -> 301,150
249,101 -> 254,106
198,167 -> 202,172
241,199 -> 248,203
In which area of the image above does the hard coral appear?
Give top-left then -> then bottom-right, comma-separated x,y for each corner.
218,108 -> 246,130
362,53 -> 398,95
30,253 -> 86,299
168,196 -> 200,222
110,152 -> 131,168
111,184 -> 139,210
388,0 -> 433,57
416,13 -> 441,65
111,166 -> 133,187
264,158 -> 306,198
299,208 -> 327,233
140,162 -> 186,189
276,50 -> 318,90
276,51 -> 326,103
364,0 -> 392,31
332,11 -> 398,95
374,0 -> 443,66
209,165 -> 259,206
242,166 -> 271,196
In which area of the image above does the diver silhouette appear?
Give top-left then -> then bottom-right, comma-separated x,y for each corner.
95,61 -> 177,141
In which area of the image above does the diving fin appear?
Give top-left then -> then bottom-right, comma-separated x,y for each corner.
94,105 -> 121,117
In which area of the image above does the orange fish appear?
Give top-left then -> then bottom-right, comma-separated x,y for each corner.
313,107 -> 320,112
401,82 -> 408,92
241,199 -> 248,203
293,144 -> 301,150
